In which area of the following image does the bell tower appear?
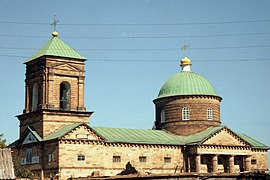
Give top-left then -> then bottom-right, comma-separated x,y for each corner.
17,31 -> 93,138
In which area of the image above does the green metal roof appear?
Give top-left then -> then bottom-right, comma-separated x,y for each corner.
237,133 -> 269,149
91,126 -> 184,145
44,123 -> 83,141
183,126 -> 225,145
157,72 -> 220,99
27,126 -> 43,142
10,123 -> 268,150
25,36 -> 86,63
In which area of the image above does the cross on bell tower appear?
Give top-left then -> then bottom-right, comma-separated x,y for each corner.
51,15 -> 59,32
51,15 -> 59,37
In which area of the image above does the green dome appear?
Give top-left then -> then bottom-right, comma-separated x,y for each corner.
157,71 -> 219,99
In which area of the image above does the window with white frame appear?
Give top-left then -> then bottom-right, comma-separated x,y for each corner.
77,154 -> 86,161
161,109 -> 166,123
207,108 -> 213,120
182,107 -> 190,120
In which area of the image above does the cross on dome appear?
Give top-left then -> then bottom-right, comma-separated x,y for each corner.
180,43 -> 191,72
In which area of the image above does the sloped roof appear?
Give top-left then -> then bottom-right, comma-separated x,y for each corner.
27,126 -> 42,142
183,126 -> 225,145
44,123 -> 83,141
91,126 -> 184,145
25,36 -> 86,63
237,133 -> 269,149
0,148 -> 15,179
10,123 -> 269,150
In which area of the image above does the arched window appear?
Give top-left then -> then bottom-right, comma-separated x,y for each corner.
207,108 -> 213,120
182,107 -> 189,120
161,109 -> 166,123
60,82 -> 70,110
32,83 -> 39,111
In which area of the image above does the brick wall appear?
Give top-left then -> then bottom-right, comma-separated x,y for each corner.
154,96 -> 221,136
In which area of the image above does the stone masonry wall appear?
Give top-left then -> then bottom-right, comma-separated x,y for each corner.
57,141 -> 183,179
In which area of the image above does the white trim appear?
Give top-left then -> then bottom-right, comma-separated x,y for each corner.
182,107 -> 190,120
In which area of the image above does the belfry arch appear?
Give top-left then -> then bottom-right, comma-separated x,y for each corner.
60,81 -> 71,110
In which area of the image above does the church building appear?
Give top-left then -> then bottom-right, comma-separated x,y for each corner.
10,31 -> 269,180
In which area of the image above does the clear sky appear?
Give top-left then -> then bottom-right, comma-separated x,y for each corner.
0,0 -> 269,159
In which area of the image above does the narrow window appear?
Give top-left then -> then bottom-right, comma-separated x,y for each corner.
207,108 -> 213,120
182,107 -> 189,120
139,156 -> 147,163
113,156 -> 121,163
251,159 -> 257,165
32,83 -> 39,111
48,154 -> 54,162
164,157 -> 171,163
60,82 -> 71,110
26,148 -> 32,164
161,109 -> 166,123
77,155 -> 86,161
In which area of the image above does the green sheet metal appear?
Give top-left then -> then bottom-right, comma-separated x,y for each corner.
44,123 -> 83,140
183,126 -> 225,145
91,126 -> 184,145
27,126 -> 43,142
10,123 -> 268,150
237,133 -> 269,149
157,72 -> 220,99
25,36 -> 86,63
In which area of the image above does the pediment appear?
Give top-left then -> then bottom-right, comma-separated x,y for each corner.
22,131 -> 39,145
62,124 -> 102,141
51,63 -> 82,72
203,128 -> 248,146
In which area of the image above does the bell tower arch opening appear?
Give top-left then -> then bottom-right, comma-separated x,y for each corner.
60,81 -> 71,110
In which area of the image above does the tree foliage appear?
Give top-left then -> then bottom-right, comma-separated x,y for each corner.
12,154 -> 33,179
0,134 -> 7,148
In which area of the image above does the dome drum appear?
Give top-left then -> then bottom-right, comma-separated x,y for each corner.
154,96 -> 221,135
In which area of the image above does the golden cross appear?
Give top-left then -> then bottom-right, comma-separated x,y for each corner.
51,15 -> 59,32
181,43 -> 190,57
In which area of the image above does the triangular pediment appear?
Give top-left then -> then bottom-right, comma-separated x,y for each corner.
202,128 -> 248,146
62,124 -> 102,141
21,127 -> 42,145
51,63 -> 82,72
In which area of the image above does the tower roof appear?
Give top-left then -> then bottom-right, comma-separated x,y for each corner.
25,33 -> 86,63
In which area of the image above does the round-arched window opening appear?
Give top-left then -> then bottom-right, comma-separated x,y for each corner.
60,82 -> 71,110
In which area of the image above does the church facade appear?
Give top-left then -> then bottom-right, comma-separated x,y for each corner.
10,31 -> 269,180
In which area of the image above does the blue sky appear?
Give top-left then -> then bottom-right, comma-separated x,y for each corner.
0,0 -> 269,158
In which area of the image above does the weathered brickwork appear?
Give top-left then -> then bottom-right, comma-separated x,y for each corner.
154,96 -> 221,136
